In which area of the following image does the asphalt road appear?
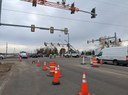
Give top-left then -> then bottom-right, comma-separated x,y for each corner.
1,57 -> 128,95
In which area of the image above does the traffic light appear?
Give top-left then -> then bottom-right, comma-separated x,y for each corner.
110,40 -> 112,44
51,43 -> 54,46
44,42 -> 47,46
91,8 -> 96,18
64,28 -> 68,35
57,43 -> 60,46
119,38 -> 121,42
32,0 -> 37,7
105,41 -> 107,44
67,43 -> 70,47
92,39 -> 95,43
62,0 -> 66,5
87,40 -> 89,44
50,26 -> 54,34
70,2 -> 75,14
99,37 -> 102,42
31,24 -> 35,32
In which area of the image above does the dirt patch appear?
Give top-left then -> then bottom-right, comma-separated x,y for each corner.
0,63 -> 14,74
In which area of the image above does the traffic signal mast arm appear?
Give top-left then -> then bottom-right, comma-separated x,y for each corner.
87,36 -> 117,44
44,42 -> 67,46
21,0 -> 97,18
0,23 -> 65,32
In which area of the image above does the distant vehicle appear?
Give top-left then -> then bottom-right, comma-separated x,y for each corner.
19,51 -> 28,59
31,53 -> 38,58
100,46 -> 128,66
64,51 -> 80,58
37,53 -> 43,57
0,54 -> 4,59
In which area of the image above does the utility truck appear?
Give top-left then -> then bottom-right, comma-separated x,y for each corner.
100,46 -> 128,66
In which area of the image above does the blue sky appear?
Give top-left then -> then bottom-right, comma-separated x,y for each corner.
0,0 -> 128,53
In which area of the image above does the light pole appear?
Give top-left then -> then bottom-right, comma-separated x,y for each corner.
67,33 -> 70,52
0,0 -> 2,24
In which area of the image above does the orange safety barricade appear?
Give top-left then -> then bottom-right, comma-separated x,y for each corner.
92,56 -> 99,67
49,61 -> 56,75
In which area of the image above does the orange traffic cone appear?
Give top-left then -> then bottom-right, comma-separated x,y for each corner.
100,59 -> 103,65
37,60 -> 41,67
57,65 -> 62,78
19,56 -> 22,62
92,56 -> 99,67
43,61 -> 47,71
78,72 -> 90,95
52,67 -> 60,85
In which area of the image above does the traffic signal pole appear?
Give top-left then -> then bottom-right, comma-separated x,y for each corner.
0,0 -> 2,24
114,32 -> 117,46
0,23 -> 65,32
67,33 -> 70,52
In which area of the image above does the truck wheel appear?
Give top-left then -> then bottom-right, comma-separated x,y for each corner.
113,60 -> 118,65
126,63 -> 128,67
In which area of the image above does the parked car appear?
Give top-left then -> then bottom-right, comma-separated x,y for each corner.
0,55 -> 4,59
31,53 -> 38,58
37,53 -> 43,57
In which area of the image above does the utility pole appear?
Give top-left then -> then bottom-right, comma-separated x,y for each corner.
114,32 -> 117,46
67,33 -> 70,52
6,42 -> 8,57
0,0 -> 2,24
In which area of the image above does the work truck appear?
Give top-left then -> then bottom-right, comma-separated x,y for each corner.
100,46 -> 128,66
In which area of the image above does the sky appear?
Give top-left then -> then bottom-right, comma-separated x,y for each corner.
0,0 -> 128,53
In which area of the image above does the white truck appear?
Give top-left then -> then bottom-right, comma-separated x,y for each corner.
19,51 -> 28,59
64,51 -> 80,58
100,46 -> 128,66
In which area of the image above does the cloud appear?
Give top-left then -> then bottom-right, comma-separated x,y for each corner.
0,0 -> 128,53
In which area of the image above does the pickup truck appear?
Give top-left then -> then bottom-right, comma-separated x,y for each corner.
64,51 -> 80,58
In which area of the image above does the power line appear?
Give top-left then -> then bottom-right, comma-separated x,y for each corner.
2,8 -> 128,28
90,0 -> 128,9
